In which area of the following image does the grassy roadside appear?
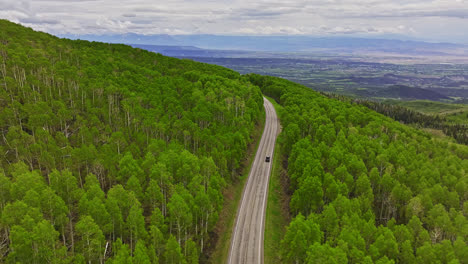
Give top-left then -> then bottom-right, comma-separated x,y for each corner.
264,96 -> 290,264
205,108 -> 266,264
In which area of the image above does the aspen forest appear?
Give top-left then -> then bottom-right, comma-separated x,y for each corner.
0,20 -> 263,263
252,74 -> 468,264
1,19 -> 468,264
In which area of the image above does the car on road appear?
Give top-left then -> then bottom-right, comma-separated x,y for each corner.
265,156 -> 270,162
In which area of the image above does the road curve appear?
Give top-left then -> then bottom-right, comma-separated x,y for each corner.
228,97 -> 280,264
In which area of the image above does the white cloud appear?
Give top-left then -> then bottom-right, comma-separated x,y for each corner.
236,26 -> 305,35
0,0 -> 467,42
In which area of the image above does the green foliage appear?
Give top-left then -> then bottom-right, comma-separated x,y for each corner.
342,97 -> 468,145
251,74 -> 468,263
0,20 -> 263,263
164,235 -> 185,264
75,215 -> 105,263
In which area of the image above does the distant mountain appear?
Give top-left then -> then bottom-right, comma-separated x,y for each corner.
60,34 -> 468,55
379,85 -> 450,101
131,44 -> 203,51
130,44 -> 252,58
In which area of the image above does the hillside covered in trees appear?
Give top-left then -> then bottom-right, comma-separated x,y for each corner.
1,19 -> 467,264
252,75 -> 468,263
321,94 -> 468,145
0,20 -> 264,263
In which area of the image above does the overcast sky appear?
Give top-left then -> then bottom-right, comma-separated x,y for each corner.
1,0 -> 468,43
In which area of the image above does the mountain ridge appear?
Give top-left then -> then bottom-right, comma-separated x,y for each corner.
60,33 -> 468,54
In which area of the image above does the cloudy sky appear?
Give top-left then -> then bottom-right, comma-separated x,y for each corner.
1,0 -> 468,43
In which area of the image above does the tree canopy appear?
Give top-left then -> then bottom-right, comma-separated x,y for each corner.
0,20 -> 263,263
251,74 -> 468,264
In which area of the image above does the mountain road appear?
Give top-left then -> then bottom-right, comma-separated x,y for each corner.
227,97 -> 280,264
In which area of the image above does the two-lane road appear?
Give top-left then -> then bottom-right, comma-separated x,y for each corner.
228,97 -> 280,264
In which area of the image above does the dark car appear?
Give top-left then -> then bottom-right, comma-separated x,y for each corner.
265,156 -> 270,162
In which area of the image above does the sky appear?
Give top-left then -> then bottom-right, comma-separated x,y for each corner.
1,0 -> 468,43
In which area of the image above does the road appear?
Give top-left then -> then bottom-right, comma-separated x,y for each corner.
228,97 -> 280,264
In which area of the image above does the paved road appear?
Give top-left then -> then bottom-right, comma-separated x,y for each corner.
228,97 -> 280,264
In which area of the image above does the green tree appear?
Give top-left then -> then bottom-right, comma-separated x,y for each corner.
290,175 -> 323,216
306,243 -> 347,264
111,239 -> 132,264
127,203 -> 148,252
0,172 -> 11,210
146,179 -> 163,212
32,220 -> 63,263
149,225 -> 165,261
118,152 -> 144,183
164,235 -> 184,264
184,239 -> 199,264
133,240 -> 151,264
75,215 -> 105,263
281,214 -> 322,263
168,193 -> 192,245
369,228 -> 399,261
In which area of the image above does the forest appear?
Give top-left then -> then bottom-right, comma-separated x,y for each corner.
357,99 -> 468,145
251,74 -> 468,263
1,19 -> 468,264
321,93 -> 468,145
0,20 -> 264,263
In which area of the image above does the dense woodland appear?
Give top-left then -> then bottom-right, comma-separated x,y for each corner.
323,93 -> 468,145
1,19 -> 468,264
0,20 -> 264,263
252,74 -> 468,263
